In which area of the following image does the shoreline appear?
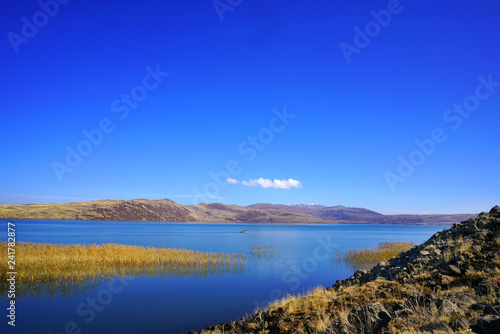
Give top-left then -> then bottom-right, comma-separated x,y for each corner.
0,218 -> 455,226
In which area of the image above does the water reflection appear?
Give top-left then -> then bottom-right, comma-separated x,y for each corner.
0,263 -> 246,300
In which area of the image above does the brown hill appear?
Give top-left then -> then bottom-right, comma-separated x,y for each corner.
0,198 -> 196,222
0,198 -> 475,225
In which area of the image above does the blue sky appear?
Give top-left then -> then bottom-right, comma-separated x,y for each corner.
1,0 -> 499,214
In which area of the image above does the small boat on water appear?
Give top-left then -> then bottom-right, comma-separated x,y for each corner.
240,230 -> 248,234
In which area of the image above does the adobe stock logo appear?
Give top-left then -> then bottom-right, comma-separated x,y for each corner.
385,74 -> 499,191
51,65 -> 169,183
212,0 -> 243,21
7,0 -> 70,54
339,0 -> 404,64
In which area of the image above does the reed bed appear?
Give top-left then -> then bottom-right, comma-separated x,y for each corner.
1,263 -> 246,300
333,241 -> 414,263
250,245 -> 278,255
0,242 -> 244,283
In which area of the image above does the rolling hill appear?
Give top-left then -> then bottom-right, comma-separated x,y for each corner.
0,198 -> 475,225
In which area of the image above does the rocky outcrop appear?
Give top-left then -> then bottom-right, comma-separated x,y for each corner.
193,206 -> 500,333
333,206 -> 500,290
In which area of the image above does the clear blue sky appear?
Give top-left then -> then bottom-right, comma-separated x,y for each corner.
1,0 -> 499,214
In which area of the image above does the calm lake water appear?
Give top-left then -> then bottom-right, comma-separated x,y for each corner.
0,219 -> 448,334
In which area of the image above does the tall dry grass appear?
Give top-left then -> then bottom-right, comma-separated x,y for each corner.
0,242 -> 244,283
334,241 -> 414,263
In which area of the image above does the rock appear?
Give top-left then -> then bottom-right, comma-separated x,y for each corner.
475,279 -> 495,296
433,249 -> 442,256
347,302 -> 391,334
484,304 -> 500,315
436,298 -> 461,315
489,205 -> 500,218
471,303 -> 487,311
447,264 -> 462,276
331,321 -> 350,334
188,331 -> 198,334
450,318 -> 469,331
462,251 -> 472,258
478,314 -> 500,334
420,250 -> 430,256
461,225 -> 479,235
452,293 -> 476,307
419,323 -> 453,332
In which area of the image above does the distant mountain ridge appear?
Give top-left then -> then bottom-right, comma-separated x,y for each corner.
289,204 -> 326,208
0,198 -> 476,225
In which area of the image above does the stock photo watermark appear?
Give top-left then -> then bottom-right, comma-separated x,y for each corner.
6,222 -> 17,327
385,74 -> 500,191
213,0 -> 243,21
49,277 -> 129,334
192,106 -> 296,203
339,0 -> 404,64
7,0 -> 71,54
252,235 -> 338,310
51,64 -> 169,183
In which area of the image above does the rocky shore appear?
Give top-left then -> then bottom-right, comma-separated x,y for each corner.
191,206 -> 500,333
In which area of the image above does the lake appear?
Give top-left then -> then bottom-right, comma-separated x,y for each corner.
0,219 -> 447,334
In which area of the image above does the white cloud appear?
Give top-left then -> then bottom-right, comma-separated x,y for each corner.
226,178 -> 240,184
240,177 -> 302,189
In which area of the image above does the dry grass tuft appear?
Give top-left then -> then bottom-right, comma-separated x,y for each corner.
494,237 -> 500,247
334,241 -> 414,263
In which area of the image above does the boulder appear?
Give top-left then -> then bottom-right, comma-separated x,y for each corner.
436,298 -> 461,316
450,318 -> 469,331
489,205 -> 500,218
475,279 -> 495,296
420,250 -> 430,256
451,293 -> 476,308
447,264 -> 461,276
478,314 -> 500,334
347,302 -> 391,334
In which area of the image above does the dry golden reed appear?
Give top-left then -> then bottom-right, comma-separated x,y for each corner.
0,242 -> 244,282
334,241 -> 414,263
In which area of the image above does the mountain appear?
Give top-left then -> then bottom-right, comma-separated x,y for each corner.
0,198 -> 476,225
193,206 -> 500,333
